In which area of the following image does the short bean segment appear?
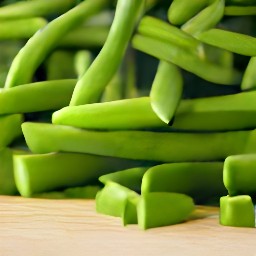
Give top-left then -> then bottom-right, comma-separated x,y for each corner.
168,0 -> 210,25
69,0 -> 145,105
241,57 -> 256,91
141,162 -> 226,204
5,0 -> 109,88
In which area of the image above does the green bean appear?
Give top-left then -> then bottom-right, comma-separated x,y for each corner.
137,192 -> 195,229
223,154 -> 256,196
0,114 -> 23,148
181,0 -> 224,36
0,17 -> 47,40
150,61 -> 183,124
59,26 -> 109,49
197,28 -> 256,56
13,152 -> 149,197
0,80 -> 76,114
0,0 -> 76,19
74,50 -> 92,79
5,0 -> 109,88
99,167 -> 151,192
96,182 -> 139,218
168,0 -> 210,25
21,122 -> 256,162
123,196 -> 139,226
69,0 -> 145,105
225,6 -> 256,15
132,34 -> 242,85
53,97 -> 164,130
241,57 -> 256,91
141,162 -> 225,203
220,195 -> 255,227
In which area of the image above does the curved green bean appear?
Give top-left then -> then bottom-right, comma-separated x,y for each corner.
241,57 -> 256,91
5,0 -> 109,88
69,0 -> 145,105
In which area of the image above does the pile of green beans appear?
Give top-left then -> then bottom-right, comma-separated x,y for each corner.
1,0 -> 256,229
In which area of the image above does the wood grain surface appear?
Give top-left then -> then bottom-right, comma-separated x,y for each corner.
0,196 -> 256,256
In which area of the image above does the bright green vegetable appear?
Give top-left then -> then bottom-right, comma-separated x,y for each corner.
0,17 -> 47,39
0,79 -> 76,114
13,152 -> 150,197
123,196 -> 139,226
225,6 -> 256,15
241,57 -> 256,91
74,50 -> 92,78
137,192 -> 195,229
132,34 -> 242,85
150,61 -> 183,124
5,0 -> 109,88
69,0 -> 145,105
181,0 -> 225,36
21,122 -> 256,162
141,162 -> 226,203
220,195 -> 255,228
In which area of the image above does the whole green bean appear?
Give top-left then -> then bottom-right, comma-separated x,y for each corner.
132,34 -> 241,85
197,28 -> 256,56
150,61 -> 183,124
225,6 -> 256,15
0,79 -> 76,114
5,0 -> 109,88
0,0 -> 76,19
241,57 -> 256,91
141,162 -> 226,203
21,122 -> 256,162
69,0 -> 145,105
181,0 -> 225,36
0,17 -> 47,40
14,152 -> 149,197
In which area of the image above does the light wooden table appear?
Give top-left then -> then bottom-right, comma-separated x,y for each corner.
0,196 -> 256,256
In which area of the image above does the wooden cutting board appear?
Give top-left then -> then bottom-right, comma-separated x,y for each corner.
0,196 -> 255,256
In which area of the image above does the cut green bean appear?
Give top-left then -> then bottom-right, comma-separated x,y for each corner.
220,195 -> 255,228
241,57 -> 256,91
99,167 -> 151,192
22,122 -> 256,162
0,0 -> 76,19
137,192 -> 195,229
0,114 -> 23,148
69,0 -> 145,105
225,6 -> 256,15
96,182 -> 139,217
0,17 -> 47,40
181,0 -> 224,36
198,28 -> 256,56
150,61 -> 183,124
59,26 -> 109,49
132,34 -> 241,85
141,162 -> 226,203
14,152 -> 149,197
223,154 -> 256,196
5,0 -> 109,88
168,0 -> 210,25
0,79 -> 76,114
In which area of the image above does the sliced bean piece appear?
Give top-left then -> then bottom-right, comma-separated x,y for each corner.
168,0 -> 210,25
0,114 -> 23,148
198,28 -> 256,56
225,6 -> 256,15
123,196 -> 139,226
223,154 -> 256,196
22,122 -> 256,162
137,192 -> 195,229
181,0 -> 225,36
14,152 -> 148,197
141,162 -> 225,203
99,167 -> 150,192
0,0 -> 76,19
0,18 -> 47,39
241,57 -> 256,91
0,79 -> 76,114
220,195 -> 255,228
5,0 -> 108,88
52,97 -> 164,130
69,0 -> 145,105
96,182 -> 139,217
150,61 -> 183,124
132,34 -> 241,85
